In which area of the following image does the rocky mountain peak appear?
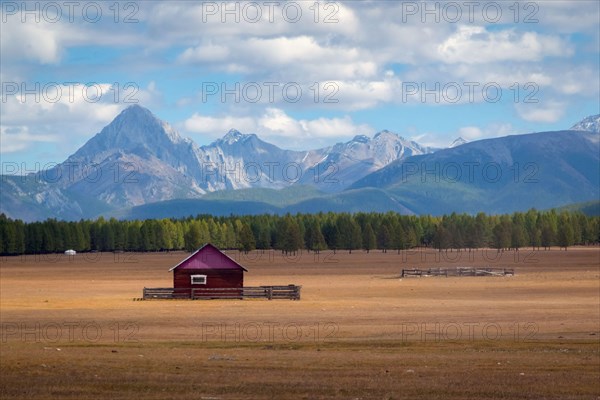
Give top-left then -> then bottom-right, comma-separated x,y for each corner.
449,137 -> 468,148
570,114 -> 600,133
352,134 -> 370,144
220,129 -> 246,144
65,105 -> 192,171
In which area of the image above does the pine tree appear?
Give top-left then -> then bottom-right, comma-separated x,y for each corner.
127,222 -> 141,251
492,219 -> 511,251
322,219 -> 340,253
238,223 -> 256,253
557,214 -> 574,250
433,224 -> 450,252
362,223 -> 376,253
306,220 -> 327,253
184,221 -> 202,252
377,224 -> 391,253
394,223 -> 406,254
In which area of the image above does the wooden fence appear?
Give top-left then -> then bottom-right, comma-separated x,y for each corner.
142,285 -> 301,300
401,267 -> 514,278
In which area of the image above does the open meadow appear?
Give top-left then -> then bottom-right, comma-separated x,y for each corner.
1,247 -> 599,399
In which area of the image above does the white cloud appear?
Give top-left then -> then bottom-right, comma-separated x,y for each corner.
0,9 -> 144,68
411,122 -> 517,148
1,1 -> 597,162
456,123 -> 515,141
536,1 -> 600,34
183,114 -> 257,136
146,1 -> 360,43
0,17 -> 62,64
178,35 -> 379,81
456,126 -> 484,141
178,43 -> 230,63
0,126 -> 59,153
437,26 -> 571,64
181,107 -> 372,148
0,82 -> 160,157
516,101 -> 567,123
334,79 -> 397,110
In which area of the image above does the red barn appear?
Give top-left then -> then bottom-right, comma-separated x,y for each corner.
169,243 -> 247,298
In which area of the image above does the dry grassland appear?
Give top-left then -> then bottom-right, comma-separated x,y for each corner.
1,247 -> 599,399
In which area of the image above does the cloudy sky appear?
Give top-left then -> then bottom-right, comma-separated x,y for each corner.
1,1 -> 599,166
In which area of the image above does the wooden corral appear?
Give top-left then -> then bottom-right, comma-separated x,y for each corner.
401,267 -> 514,277
142,285 -> 301,300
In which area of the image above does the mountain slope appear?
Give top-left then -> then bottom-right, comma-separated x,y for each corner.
351,129 -> 600,214
296,130 -> 435,192
106,187 -> 415,220
449,137 -> 468,148
553,200 -> 600,216
2,105 -> 437,221
570,114 -> 600,133
2,108 -> 599,221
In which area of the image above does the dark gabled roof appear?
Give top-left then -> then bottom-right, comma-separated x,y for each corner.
169,243 -> 248,272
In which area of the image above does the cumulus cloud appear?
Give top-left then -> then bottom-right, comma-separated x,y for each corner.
178,43 -> 231,63
0,82 -> 159,157
183,114 -> 257,136
0,126 -> 60,154
2,0 -> 597,164
181,107 -> 372,148
456,123 -> 515,141
0,17 -> 63,64
412,122 -> 517,148
437,26 -> 571,64
178,35 -> 379,82
516,101 -> 567,123
536,1 -> 600,34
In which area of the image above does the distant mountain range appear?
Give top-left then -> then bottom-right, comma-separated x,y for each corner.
350,128 -> 599,215
1,106 -> 598,221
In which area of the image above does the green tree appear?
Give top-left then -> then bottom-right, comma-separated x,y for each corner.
238,222 -> 256,253
492,219 -> 511,251
277,216 -> 303,254
362,223 -> 376,253
557,214 -> 574,250
511,214 -> 528,251
393,222 -> 406,254
252,217 -> 272,250
433,224 -> 450,252
305,220 -> 327,253
336,214 -> 361,253
140,220 -> 156,251
322,219 -> 340,253
127,222 -> 141,251
377,223 -> 391,253
184,221 -> 202,252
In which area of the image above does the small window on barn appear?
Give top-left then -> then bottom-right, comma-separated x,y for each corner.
191,275 -> 207,285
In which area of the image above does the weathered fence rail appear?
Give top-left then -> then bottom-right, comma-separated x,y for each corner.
401,267 -> 514,278
142,285 -> 301,300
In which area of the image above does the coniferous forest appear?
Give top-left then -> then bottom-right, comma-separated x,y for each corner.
0,210 -> 598,256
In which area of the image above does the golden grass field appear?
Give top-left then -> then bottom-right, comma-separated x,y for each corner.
1,247 -> 599,399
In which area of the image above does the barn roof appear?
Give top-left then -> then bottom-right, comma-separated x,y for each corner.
169,243 -> 248,272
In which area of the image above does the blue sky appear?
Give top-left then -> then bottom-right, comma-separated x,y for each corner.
1,1 -> 599,168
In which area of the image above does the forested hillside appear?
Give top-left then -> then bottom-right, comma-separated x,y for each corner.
1,210 -> 597,256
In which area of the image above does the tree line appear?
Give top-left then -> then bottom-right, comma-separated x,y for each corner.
0,210 -> 598,256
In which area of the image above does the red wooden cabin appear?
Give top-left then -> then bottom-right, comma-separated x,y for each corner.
169,243 -> 247,298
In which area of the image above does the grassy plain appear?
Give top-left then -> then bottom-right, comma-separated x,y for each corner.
1,247 -> 599,399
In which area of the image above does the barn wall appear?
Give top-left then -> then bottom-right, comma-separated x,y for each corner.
173,269 -> 244,289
